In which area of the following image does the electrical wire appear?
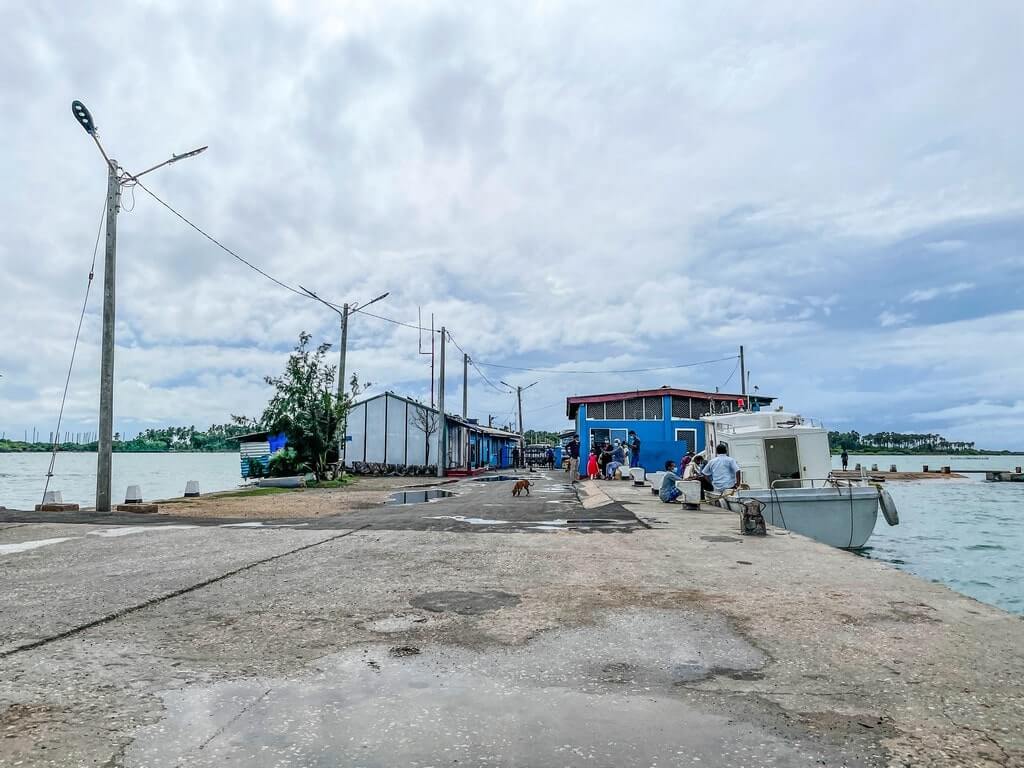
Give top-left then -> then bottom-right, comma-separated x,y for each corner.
133,178 -> 310,299
446,332 -> 510,393
135,179 -> 443,336
41,194 -> 106,504
131,180 -> 742,404
474,355 -> 739,375
721,357 -> 741,389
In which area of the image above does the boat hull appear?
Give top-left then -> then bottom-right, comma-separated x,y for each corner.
735,487 -> 880,549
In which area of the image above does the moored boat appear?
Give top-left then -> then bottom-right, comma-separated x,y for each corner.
703,410 -> 898,549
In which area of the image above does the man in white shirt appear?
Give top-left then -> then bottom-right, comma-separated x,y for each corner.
702,445 -> 742,491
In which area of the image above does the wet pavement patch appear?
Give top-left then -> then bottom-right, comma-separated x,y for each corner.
473,475 -> 521,482
118,609 -> 884,767
384,489 -> 453,505
701,535 -> 742,543
410,589 -> 521,615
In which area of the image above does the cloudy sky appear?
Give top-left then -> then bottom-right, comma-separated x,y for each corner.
2,1 -> 1022,448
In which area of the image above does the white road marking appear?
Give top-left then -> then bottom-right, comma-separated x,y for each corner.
87,525 -> 200,538
0,538 -> 76,555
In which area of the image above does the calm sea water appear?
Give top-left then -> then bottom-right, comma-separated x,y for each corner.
1,451 -> 1021,615
835,454 -> 1024,615
0,452 -> 241,510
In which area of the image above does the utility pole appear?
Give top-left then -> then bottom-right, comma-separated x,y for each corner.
436,327 -> 446,478
71,100 -> 207,512
739,345 -> 747,402
96,160 -> 119,512
488,415 -> 494,428
300,287 -> 388,471
501,380 -> 538,459
462,352 -> 469,470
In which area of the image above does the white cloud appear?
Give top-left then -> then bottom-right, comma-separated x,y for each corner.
2,1 -> 1024,450
904,282 -> 975,303
878,311 -> 914,327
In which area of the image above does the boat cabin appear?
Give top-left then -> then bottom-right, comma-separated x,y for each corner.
703,411 -> 832,489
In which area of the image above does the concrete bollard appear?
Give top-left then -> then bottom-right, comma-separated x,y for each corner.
125,485 -> 143,504
871,464 -> 879,472
941,466 -> 951,474
43,490 -> 63,504
923,465 -> 929,473
889,464 -> 897,473
855,463 -> 861,471
184,480 -> 200,497
1016,466 -> 1022,474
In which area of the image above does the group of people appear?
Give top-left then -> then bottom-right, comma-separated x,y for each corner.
659,444 -> 741,503
563,431 -> 642,481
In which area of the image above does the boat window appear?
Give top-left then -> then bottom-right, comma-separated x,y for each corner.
765,437 -> 801,487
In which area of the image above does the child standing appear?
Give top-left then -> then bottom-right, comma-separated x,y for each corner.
586,451 -> 600,480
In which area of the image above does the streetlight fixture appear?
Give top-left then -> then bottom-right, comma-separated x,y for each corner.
71,100 -> 207,512
299,286 -> 389,470
500,380 -> 538,458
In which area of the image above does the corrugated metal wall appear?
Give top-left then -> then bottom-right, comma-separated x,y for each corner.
386,396 -> 407,465
239,441 -> 270,477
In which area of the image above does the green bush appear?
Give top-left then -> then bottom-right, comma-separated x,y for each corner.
267,447 -> 306,477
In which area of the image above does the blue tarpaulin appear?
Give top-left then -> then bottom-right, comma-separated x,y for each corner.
268,432 -> 288,453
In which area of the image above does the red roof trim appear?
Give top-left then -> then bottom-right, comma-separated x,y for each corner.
566,388 -> 771,405
565,388 -> 774,418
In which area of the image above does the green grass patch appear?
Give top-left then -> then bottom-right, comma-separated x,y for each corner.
305,477 -> 353,489
213,487 -> 295,498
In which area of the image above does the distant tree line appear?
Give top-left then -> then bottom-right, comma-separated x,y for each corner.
0,423 -> 253,453
829,430 -> 982,454
523,429 -> 562,445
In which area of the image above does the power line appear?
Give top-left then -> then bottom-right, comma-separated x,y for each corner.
134,178 -> 308,299
446,332 -> 510,394
41,193 -> 106,503
721,357 -> 741,389
134,182 -> 442,337
474,355 -> 739,375
132,181 -> 740,398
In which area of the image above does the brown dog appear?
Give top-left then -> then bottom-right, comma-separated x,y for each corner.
511,479 -> 531,496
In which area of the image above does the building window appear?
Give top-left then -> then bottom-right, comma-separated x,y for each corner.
643,396 -> 663,420
674,428 -> 698,453
605,400 -> 624,419
690,399 -> 711,418
625,397 -> 644,420
588,402 -> 605,420
671,396 -> 690,419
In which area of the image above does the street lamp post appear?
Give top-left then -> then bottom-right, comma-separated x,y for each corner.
71,100 -> 207,512
500,380 -> 537,466
300,287 -> 388,471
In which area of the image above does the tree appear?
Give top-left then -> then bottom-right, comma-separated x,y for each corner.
411,406 -> 439,465
260,332 -> 347,481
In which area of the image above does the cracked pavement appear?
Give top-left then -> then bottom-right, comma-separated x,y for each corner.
1,472 -> 1022,766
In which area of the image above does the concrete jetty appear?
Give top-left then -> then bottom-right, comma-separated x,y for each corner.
1,471 -> 1021,766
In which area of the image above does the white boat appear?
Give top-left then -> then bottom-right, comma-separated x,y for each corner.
703,410 -> 898,549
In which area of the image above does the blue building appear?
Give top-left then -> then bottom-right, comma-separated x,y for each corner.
566,387 -> 774,471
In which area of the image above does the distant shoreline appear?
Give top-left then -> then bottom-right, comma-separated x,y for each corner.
829,449 -> 1024,456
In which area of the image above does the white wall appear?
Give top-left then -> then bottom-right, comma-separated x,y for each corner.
346,402 -> 366,463
386,396 -> 408,465
364,396 -> 386,462
406,403 -> 429,466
